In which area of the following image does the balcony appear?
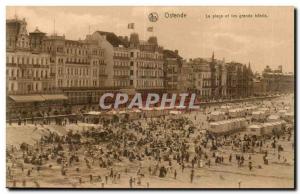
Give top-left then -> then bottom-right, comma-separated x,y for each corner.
113,75 -> 130,78
113,56 -> 130,60
8,77 -> 17,81
113,65 -> 130,69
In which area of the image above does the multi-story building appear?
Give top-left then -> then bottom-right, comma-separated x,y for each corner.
43,34 -> 108,105
225,62 -> 238,98
91,32 -> 164,94
7,16 -> 265,115
253,73 -> 267,96
188,53 -> 227,99
90,31 -> 130,88
44,35 -> 106,89
226,62 -> 253,98
128,34 -> 164,93
178,60 -> 194,92
6,17 -> 110,110
163,49 -> 183,92
6,18 -> 53,95
187,54 -> 254,100
189,58 -> 212,98
6,18 -> 68,118
262,65 -> 294,94
210,54 -> 227,98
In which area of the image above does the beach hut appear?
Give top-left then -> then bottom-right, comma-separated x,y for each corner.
245,106 -> 258,115
278,109 -> 287,117
258,108 -> 270,115
283,112 -> 294,123
247,124 -> 263,136
252,111 -> 266,122
267,114 -> 280,122
261,121 -> 286,135
84,111 -> 101,123
229,108 -> 246,118
220,105 -> 231,113
209,111 -> 226,121
209,118 -> 247,136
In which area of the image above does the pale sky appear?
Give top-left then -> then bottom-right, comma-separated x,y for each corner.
6,6 -> 294,73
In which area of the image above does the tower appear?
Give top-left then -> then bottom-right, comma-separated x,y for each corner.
6,18 -> 30,51
29,27 -> 46,53
129,33 -> 140,48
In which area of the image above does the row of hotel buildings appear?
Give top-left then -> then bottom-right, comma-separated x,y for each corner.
6,17 -> 294,111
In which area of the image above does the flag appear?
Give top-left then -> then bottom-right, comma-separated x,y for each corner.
147,26 -> 153,32
128,23 -> 135,29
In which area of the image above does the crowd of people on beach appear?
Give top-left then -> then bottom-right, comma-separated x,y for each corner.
6,95 -> 294,188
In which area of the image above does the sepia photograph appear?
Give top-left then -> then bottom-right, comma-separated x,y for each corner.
5,6 -> 295,189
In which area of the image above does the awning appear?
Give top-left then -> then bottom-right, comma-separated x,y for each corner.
41,94 -> 68,101
9,95 -> 45,103
119,89 -> 136,95
9,94 -> 68,103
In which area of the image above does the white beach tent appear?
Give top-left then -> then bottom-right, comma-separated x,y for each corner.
267,115 -> 280,122
210,111 -> 226,121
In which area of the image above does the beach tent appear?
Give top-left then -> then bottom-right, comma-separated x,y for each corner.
258,108 -> 270,115
220,105 -> 231,113
170,110 -> 182,115
283,112 -> 294,122
209,118 -> 247,135
247,124 -> 263,136
252,111 -> 266,121
210,111 -> 226,121
267,115 -> 280,122
278,110 -> 287,118
229,108 -> 246,118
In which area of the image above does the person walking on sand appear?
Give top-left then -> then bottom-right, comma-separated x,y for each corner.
174,169 -> 177,179
190,169 -> 194,183
129,177 -> 133,188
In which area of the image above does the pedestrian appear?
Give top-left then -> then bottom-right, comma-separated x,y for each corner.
190,169 -> 194,183
249,161 -> 252,171
129,177 -> 133,188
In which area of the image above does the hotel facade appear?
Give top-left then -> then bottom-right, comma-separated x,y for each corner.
6,17 -> 293,117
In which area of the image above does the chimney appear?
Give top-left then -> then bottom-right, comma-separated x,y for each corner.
175,50 -> 178,55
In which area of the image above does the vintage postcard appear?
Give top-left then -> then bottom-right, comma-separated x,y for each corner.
6,6 -> 295,189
